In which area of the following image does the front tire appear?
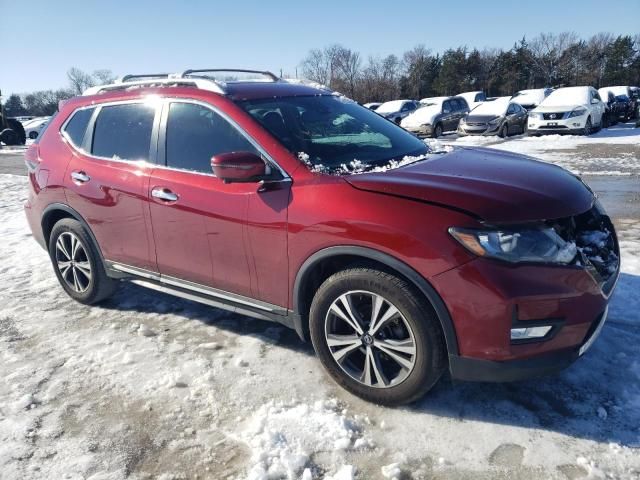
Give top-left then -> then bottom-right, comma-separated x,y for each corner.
499,124 -> 509,138
48,218 -> 117,304
309,268 -> 446,405
432,123 -> 443,138
582,117 -> 592,136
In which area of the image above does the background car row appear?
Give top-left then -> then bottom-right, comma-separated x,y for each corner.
366,84 -> 639,138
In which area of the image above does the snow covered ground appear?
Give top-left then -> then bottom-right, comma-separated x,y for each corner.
1,125 -> 640,479
441,122 -> 640,176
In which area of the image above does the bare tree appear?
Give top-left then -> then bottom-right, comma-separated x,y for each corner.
67,67 -> 96,95
92,69 -> 117,85
529,32 -> 579,86
333,47 -> 361,98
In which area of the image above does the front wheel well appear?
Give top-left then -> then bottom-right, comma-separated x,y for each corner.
293,250 -> 458,356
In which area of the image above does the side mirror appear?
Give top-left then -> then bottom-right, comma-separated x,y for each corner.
591,98 -> 599,104
211,151 -> 266,183
443,108 -> 451,114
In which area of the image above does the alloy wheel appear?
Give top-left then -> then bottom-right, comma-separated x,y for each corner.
324,290 -> 417,388
55,232 -> 92,293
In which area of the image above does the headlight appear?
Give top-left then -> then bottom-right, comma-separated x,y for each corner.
567,108 -> 587,118
449,226 -> 577,264
459,117 -> 466,124
530,112 -> 543,120
488,117 -> 500,125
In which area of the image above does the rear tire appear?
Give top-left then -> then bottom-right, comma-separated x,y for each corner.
48,218 -> 117,305
309,267 -> 446,405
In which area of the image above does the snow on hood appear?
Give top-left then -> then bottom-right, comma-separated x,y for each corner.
400,104 -> 441,127
538,87 -> 589,108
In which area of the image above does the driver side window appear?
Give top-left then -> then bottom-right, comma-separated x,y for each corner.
165,102 -> 260,174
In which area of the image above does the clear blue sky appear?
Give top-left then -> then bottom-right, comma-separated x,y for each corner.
1,0 -> 638,96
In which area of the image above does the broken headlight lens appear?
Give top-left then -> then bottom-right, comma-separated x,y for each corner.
449,226 -> 577,264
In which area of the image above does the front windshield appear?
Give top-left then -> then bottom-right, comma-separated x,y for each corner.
238,95 -> 430,174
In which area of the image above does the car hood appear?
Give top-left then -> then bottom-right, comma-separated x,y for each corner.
401,106 -> 439,127
532,104 -> 584,113
344,147 -> 594,223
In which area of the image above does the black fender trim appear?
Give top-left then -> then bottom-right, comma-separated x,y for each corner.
41,203 -> 106,263
292,246 -> 459,356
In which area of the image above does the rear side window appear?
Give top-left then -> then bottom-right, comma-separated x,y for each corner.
92,104 -> 156,161
63,108 -> 93,147
165,102 -> 259,174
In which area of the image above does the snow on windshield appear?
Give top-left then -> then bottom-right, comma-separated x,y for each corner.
470,97 -> 510,116
376,100 -> 407,113
298,139 -> 453,175
541,87 -> 589,107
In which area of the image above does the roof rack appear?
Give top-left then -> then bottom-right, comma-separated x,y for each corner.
82,77 -> 226,96
119,73 -> 172,83
82,68 -> 333,96
180,68 -> 279,82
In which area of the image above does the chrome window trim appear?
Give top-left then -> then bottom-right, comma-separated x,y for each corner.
160,98 -> 290,180
59,104 -> 97,152
58,96 -> 291,179
59,98 -> 161,165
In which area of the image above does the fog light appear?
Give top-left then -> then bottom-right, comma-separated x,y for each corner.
510,326 -> 552,340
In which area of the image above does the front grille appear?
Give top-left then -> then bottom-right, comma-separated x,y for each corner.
548,205 -> 620,293
466,122 -> 486,127
539,125 -> 569,129
543,112 -> 567,120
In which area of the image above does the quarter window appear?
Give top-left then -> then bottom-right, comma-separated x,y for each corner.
165,102 -> 260,174
92,103 -> 156,161
64,108 -> 94,147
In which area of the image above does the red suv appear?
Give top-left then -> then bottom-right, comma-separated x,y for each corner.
24,70 -> 619,405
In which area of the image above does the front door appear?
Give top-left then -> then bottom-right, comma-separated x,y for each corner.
148,100 -> 290,304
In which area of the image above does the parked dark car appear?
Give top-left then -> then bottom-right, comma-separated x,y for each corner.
599,90 -> 619,127
24,70 -> 619,405
458,97 -> 528,137
401,96 -> 469,138
612,95 -> 634,121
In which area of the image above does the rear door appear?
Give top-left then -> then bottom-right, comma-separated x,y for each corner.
441,100 -> 454,131
63,101 -> 159,271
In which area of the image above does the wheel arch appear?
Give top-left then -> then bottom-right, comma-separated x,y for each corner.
41,203 -> 105,263
292,246 -> 459,356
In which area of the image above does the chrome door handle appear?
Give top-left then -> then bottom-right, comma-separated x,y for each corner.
151,187 -> 179,202
71,171 -> 90,183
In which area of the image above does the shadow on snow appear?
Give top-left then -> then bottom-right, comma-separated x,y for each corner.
99,271 -> 640,447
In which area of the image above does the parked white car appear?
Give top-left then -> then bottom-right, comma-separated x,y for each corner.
363,102 -> 382,110
375,99 -> 420,124
456,91 -> 486,110
419,96 -> 449,105
23,117 -> 51,140
528,87 -> 605,135
511,88 -> 553,110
